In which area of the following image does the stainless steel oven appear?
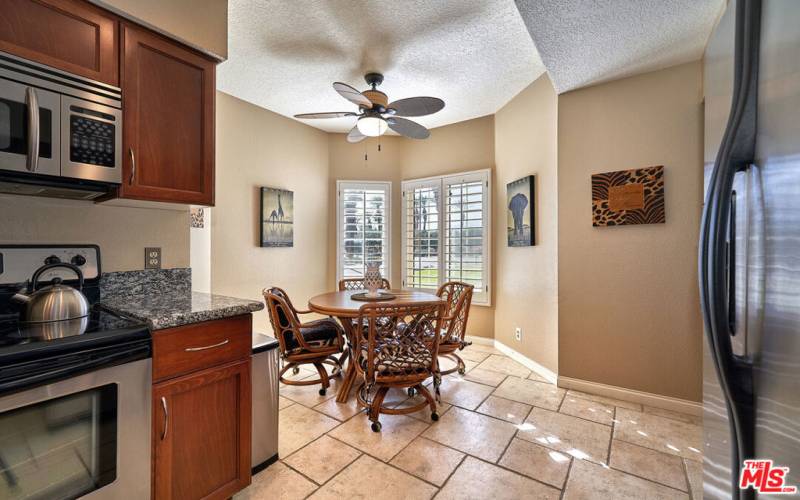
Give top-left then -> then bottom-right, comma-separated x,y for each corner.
0,51 -> 122,196
0,359 -> 152,500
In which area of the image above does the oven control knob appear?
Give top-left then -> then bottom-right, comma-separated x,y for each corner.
71,255 -> 87,266
44,255 -> 61,265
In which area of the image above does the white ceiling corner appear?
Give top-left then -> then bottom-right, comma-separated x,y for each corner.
218,0 -> 546,133
514,0 -> 725,94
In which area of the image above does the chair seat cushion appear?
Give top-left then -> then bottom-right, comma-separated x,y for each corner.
360,338 -> 432,376
285,318 -> 342,353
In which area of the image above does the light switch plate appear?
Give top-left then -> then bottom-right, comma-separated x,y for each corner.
145,247 -> 161,269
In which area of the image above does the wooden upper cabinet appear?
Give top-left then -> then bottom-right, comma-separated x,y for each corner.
120,23 -> 215,205
153,359 -> 252,500
0,0 -> 119,85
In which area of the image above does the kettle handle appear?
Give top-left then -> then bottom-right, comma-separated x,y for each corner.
31,263 -> 85,291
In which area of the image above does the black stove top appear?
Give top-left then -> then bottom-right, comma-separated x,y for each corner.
0,305 -> 143,346
0,305 -> 151,397
0,244 -> 152,397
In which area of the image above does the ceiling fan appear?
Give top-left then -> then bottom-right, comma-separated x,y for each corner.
293,73 -> 445,142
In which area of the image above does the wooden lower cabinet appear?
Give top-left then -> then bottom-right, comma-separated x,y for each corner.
152,358 -> 252,500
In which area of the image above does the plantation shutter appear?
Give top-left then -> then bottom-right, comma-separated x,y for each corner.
402,180 -> 441,290
337,182 -> 391,280
444,173 -> 489,303
401,170 -> 490,305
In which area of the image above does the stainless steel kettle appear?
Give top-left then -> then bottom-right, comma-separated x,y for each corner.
11,263 -> 90,323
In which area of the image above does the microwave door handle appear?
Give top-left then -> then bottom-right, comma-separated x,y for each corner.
24,87 -> 40,172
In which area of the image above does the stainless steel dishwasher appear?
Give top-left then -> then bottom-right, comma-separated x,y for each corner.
251,333 -> 279,473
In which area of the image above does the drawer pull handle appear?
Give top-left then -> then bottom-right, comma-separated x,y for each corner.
161,396 -> 168,441
185,339 -> 230,352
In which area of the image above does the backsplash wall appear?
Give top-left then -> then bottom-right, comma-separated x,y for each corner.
0,195 -> 190,272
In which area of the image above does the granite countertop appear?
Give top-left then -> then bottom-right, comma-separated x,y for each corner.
102,291 -> 264,330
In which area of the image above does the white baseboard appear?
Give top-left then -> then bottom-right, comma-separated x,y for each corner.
492,340 -> 558,385
557,376 -> 702,416
465,335 -> 494,346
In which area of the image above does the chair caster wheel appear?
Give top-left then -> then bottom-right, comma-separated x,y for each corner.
407,387 -> 417,397
371,421 -> 382,432
457,366 -> 466,375
292,366 -> 300,375
431,412 -> 439,422
319,388 -> 326,396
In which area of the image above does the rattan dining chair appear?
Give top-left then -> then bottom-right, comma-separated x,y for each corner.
338,278 -> 392,291
263,287 -> 345,395
435,281 -> 475,376
353,300 -> 445,432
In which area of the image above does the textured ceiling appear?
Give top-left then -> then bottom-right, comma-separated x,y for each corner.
218,0 -> 545,133
514,0 -> 725,94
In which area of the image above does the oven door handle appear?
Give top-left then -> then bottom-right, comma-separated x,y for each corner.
161,396 -> 169,440
25,87 -> 40,172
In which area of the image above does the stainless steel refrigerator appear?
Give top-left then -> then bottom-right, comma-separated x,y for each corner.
701,0 -> 800,498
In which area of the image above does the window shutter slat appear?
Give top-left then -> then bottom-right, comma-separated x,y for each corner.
338,183 -> 390,279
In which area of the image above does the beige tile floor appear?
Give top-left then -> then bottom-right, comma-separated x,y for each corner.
237,343 -> 703,500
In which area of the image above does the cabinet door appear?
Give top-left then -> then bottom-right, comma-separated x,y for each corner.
120,23 -> 215,205
0,0 -> 118,85
153,359 -> 251,500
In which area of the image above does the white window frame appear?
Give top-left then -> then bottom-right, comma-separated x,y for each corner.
336,180 -> 392,284
401,169 -> 491,305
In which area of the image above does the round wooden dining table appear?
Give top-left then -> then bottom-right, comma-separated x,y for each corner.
308,289 -> 444,403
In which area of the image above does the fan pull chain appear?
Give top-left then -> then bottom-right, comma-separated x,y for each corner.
364,139 -> 368,164
378,135 -> 382,152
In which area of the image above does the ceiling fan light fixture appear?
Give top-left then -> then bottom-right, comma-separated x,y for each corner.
356,116 -> 388,137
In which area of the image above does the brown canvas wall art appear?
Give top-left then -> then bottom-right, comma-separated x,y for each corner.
591,166 -> 665,227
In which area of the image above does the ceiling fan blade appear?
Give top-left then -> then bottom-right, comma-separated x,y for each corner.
294,111 -> 356,119
333,82 -> 373,108
388,97 -> 445,117
347,126 -> 367,143
387,117 -> 430,139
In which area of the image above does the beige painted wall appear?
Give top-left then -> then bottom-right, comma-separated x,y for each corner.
212,91 -> 330,332
557,61 -> 704,401
0,196 -> 189,272
400,116 -> 496,339
494,74 -> 559,371
91,0 -> 228,58
326,136 -> 404,289
327,115 -> 496,338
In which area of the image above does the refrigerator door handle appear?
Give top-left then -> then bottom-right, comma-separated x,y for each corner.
699,1 -> 761,498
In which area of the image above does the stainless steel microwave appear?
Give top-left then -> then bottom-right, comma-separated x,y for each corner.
0,51 -> 122,199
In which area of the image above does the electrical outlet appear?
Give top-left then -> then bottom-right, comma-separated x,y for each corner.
145,247 -> 161,269
515,327 -> 522,341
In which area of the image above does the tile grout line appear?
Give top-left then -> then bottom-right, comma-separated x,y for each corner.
606,406 -> 617,464
322,432 -> 442,491
470,454 -> 564,494
682,458 -> 694,498
435,453 -> 469,494
559,458 -> 575,500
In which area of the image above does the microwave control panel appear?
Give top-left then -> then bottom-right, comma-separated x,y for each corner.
69,109 -> 116,168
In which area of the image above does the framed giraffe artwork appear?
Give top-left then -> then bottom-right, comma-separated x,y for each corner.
591,166 -> 665,227
260,187 -> 294,247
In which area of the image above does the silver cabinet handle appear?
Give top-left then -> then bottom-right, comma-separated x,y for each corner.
129,148 -> 136,184
25,87 -> 39,172
185,339 -> 229,352
161,396 -> 168,440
